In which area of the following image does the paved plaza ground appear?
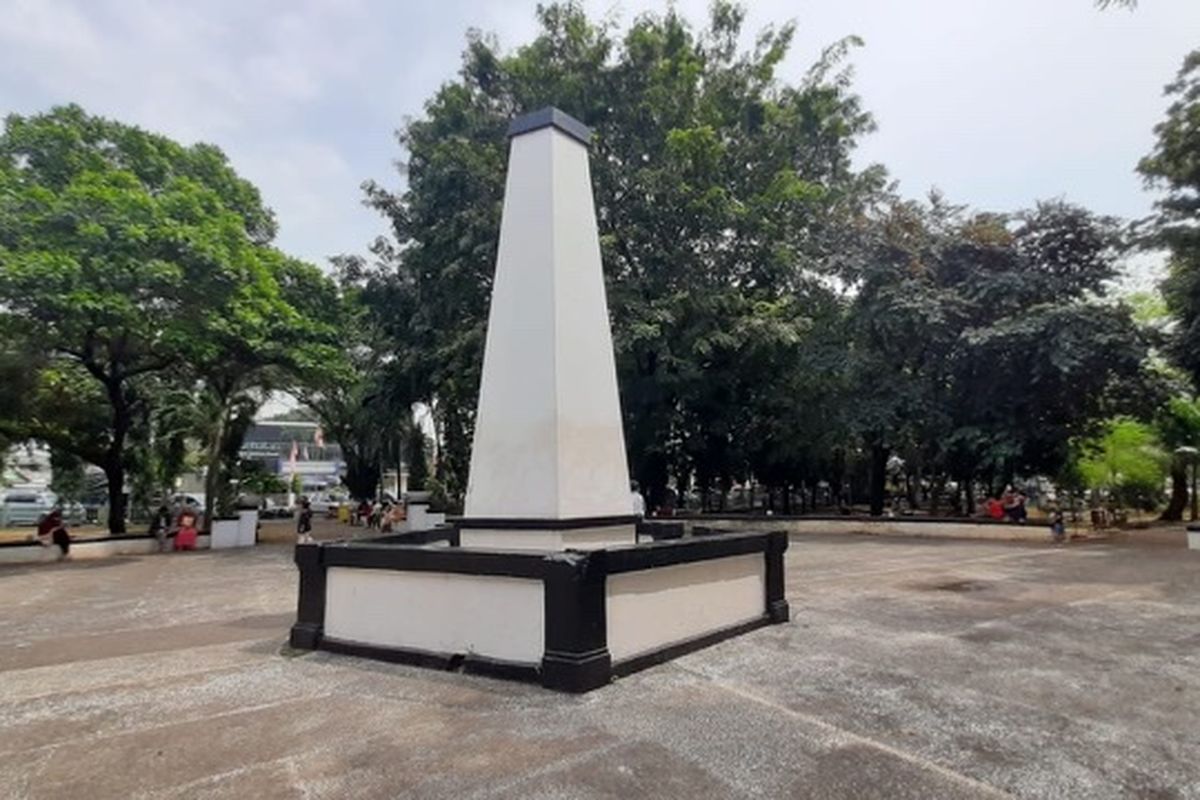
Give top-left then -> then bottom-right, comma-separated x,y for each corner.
0,526 -> 1197,799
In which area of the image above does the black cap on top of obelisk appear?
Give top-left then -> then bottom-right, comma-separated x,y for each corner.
507,107 -> 591,146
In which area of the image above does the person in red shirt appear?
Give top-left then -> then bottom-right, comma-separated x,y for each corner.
174,509 -> 198,551
985,496 -> 1005,521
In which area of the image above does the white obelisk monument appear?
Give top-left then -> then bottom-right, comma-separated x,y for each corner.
459,108 -> 636,551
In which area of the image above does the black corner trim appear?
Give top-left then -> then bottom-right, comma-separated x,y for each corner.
542,648 -> 612,693
453,515 -> 638,531
507,107 -> 591,145
765,530 -> 789,624
290,543 -> 326,650
541,551 -> 612,692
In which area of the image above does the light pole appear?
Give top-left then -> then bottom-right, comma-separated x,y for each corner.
1177,446 -> 1199,522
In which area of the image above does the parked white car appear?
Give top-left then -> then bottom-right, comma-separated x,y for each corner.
1,490 -> 57,526
308,493 -> 348,517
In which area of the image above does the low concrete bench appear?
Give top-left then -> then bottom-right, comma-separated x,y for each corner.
0,532 -> 214,565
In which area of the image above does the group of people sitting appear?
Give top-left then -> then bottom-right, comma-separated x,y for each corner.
984,487 -> 1028,523
354,499 -> 405,532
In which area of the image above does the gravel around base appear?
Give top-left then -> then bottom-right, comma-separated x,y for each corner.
0,531 -> 1197,799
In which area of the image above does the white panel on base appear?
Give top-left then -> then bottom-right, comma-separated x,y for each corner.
324,567 -> 544,664
605,554 -> 765,662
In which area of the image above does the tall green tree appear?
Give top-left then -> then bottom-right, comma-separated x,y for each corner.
297,264 -> 411,502
0,105 -> 326,532
844,197 -> 1151,514
1140,50 -> 1200,388
361,2 -> 884,506
1156,395 -> 1200,520
1074,419 -> 1167,511
188,252 -> 341,527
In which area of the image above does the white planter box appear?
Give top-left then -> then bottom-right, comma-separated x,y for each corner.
211,519 -> 241,549
1188,530 -> 1200,551
237,510 -> 259,547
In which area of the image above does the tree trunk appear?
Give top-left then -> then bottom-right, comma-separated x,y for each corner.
203,403 -> 229,535
1192,459 -> 1198,522
102,378 -> 133,534
869,443 -> 888,517
1160,460 -> 1188,522
930,474 -> 946,517
103,462 -> 127,535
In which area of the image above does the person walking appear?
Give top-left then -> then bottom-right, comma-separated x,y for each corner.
297,498 -> 314,544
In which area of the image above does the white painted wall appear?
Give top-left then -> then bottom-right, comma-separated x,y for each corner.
324,567 -> 544,664
405,503 -> 446,533
210,519 -> 242,549
700,518 -> 1060,542
605,554 -> 766,663
237,511 -> 258,546
465,122 -> 631,522
459,524 -> 635,551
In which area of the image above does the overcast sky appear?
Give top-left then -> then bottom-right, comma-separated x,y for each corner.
2,0 -> 1197,284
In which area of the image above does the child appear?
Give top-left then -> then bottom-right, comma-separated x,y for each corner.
1050,510 -> 1066,544
297,498 -> 314,544
174,510 -> 198,551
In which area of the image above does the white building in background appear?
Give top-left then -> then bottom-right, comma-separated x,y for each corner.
1,442 -> 52,491
237,420 -> 345,492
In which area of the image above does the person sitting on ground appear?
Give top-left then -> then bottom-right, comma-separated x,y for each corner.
297,498 -> 314,544
1005,489 -> 1028,523
37,508 -> 71,561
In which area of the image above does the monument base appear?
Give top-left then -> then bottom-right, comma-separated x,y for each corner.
290,529 -> 790,693
456,516 -> 638,551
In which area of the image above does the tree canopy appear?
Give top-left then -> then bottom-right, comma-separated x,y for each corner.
0,105 -> 338,531
1141,49 -> 1200,388
0,2 -> 1190,526
353,1 -> 1154,514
